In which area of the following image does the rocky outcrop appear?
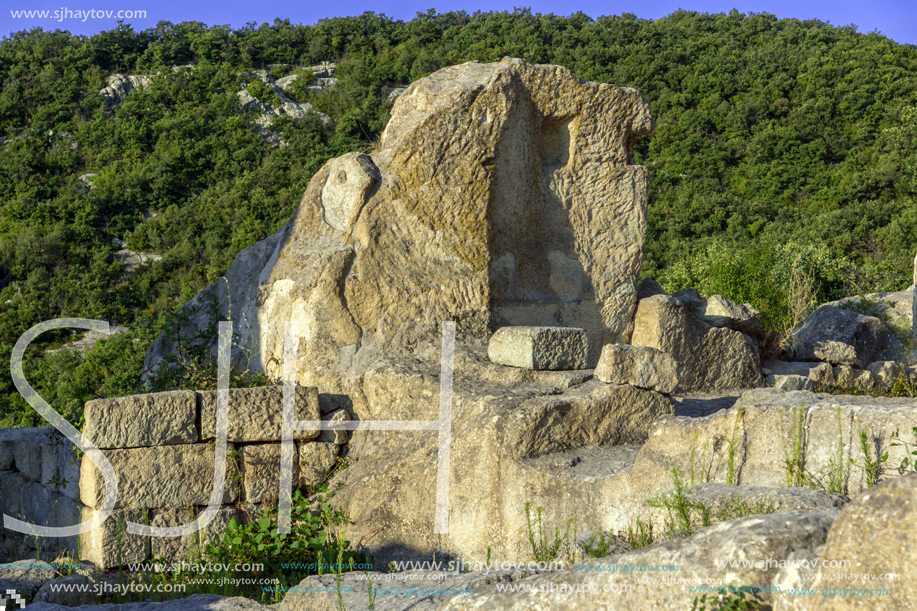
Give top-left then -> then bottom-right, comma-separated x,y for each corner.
792,305 -> 903,367
98,74 -> 151,103
802,472 -> 917,611
630,294 -> 761,390
146,57 -> 656,383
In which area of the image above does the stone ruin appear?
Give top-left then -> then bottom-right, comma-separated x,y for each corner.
4,58 -> 917,610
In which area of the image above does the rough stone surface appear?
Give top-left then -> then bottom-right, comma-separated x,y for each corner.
199,386 -> 319,442
327,348 -> 671,567
0,560 -> 59,598
768,361 -> 835,388
317,409 -> 350,445
27,594 -> 266,611
866,360 -> 904,387
150,507 -> 199,563
487,326 -> 587,370
620,388 -> 917,517
594,343 -> 677,393
793,305 -> 903,367
767,374 -> 815,391
79,507 -> 150,569
438,511 -> 837,611
805,472 -> 917,610
630,294 -> 761,391
851,369 -> 877,390
825,287 -> 914,339
80,443 -> 240,509
832,365 -> 857,387
795,339 -> 860,367
33,572 -> 121,606
240,444 -> 298,504
636,277 -> 664,300
686,484 -> 849,515
298,442 -> 339,485
148,58 -> 655,385
83,391 -> 197,449
686,294 -> 759,329
278,570 -> 535,611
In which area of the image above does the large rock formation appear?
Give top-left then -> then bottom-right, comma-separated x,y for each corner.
144,57 -> 655,382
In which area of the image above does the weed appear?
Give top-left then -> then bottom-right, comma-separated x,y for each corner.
365,569 -> 376,610
621,517 -> 655,550
523,502 -> 573,564
690,430 -> 698,486
726,407 -> 745,486
780,405 -> 806,487
646,468 -> 712,539
826,406 -> 848,494
849,424 -> 887,489
890,426 -> 917,473
582,530 -> 616,559
692,586 -> 767,610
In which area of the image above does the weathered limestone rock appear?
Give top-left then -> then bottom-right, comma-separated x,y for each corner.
298,442 -> 338,485
80,443 -> 240,509
439,511 -> 837,611
825,286 -> 914,341
0,560 -> 59,599
686,484 -> 849,514
795,339 -> 860,367
766,374 -> 815,391
150,507 -> 199,562
240,444 -> 298,504
99,74 -> 151,104
199,386 -> 319,442
866,360 -> 904,386
145,58 -> 655,382
636,277 -> 664,300
317,409 -> 350,445
630,294 -> 761,390
851,369 -> 877,390
621,389 -> 917,514
833,365 -> 857,387
487,326 -> 587,370
594,343 -> 677,393
79,508 -> 149,569
804,473 -> 917,610
687,294 -> 759,329
83,391 -> 197,449
793,305 -> 903,367
768,361 -> 834,388
33,572 -> 121,606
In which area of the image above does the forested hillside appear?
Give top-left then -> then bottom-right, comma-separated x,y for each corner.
1,9 -> 916,426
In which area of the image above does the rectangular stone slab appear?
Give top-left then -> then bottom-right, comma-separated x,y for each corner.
83,390 -> 198,449
487,326 -> 587,370
199,386 -> 320,442
79,507 -> 149,569
80,443 -> 240,509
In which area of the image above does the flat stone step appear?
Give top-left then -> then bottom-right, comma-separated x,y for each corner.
519,444 -> 641,482
670,391 -> 741,417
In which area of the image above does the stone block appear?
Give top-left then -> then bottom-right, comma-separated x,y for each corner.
317,409 -> 351,445
83,390 -> 198,449
298,442 -> 339,485
13,428 -> 50,481
594,343 -> 677,393
771,375 -> 815,391
198,506 -> 246,548
240,443 -> 298,504
866,360 -> 904,387
41,430 -> 81,502
80,443 -> 240,509
487,326 -> 587,370
0,427 -> 47,471
150,508 -> 200,563
79,507 -> 149,569
199,386 -> 319,442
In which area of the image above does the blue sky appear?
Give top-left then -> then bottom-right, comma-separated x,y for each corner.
3,0 -> 915,46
